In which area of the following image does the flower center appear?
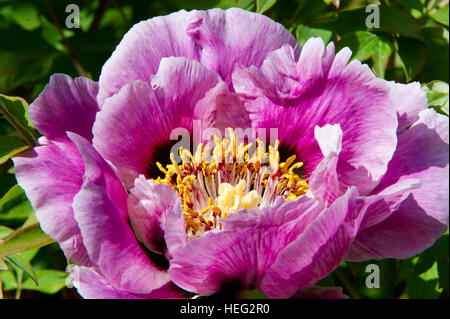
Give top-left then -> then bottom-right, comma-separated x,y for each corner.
153,128 -> 308,238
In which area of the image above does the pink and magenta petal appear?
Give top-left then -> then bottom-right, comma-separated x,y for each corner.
347,109 -> 449,260
168,196 -> 326,295
261,188 -> 364,298
70,266 -> 186,299
70,133 -> 169,294
388,81 -> 428,132
98,8 -> 299,104
13,136 -> 91,266
128,176 -> 186,256
308,124 -> 343,205
93,57 -> 248,188
29,74 -> 99,141
233,38 -> 398,195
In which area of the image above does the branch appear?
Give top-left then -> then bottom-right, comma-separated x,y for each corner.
43,0 -> 88,77
89,0 -> 110,31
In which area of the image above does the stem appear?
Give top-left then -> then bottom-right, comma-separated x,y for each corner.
43,0 -> 88,77
89,0 -> 110,31
0,272 -> 4,299
0,103 -> 36,146
15,269 -> 23,299
334,268 -> 363,299
111,0 -> 130,27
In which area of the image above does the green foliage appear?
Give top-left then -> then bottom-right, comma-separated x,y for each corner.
5,254 -> 38,286
0,0 -> 448,299
0,185 -> 34,227
0,223 -> 54,259
423,80 -> 449,115
257,0 -> 277,13
0,94 -> 37,146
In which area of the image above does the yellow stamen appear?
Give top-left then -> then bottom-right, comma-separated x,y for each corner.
152,128 -> 309,238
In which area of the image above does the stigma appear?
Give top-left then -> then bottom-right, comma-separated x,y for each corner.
153,128 -> 308,238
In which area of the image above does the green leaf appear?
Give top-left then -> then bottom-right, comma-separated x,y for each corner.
407,262 -> 443,298
396,37 -> 426,81
296,24 -> 333,46
0,136 -> 28,165
337,31 -> 379,60
435,233 -> 449,291
256,0 -> 276,13
290,0 -> 333,23
0,94 -> 37,146
5,254 -> 38,286
430,6 -> 449,26
422,26 -> 449,83
395,259 -> 414,286
21,270 -> 68,294
218,0 -> 255,10
0,225 -> 14,239
0,258 -> 8,270
0,269 -> 16,291
10,3 -> 41,31
0,184 -> 34,227
20,212 -> 38,229
372,35 -> 393,78
0,29 -> 58,92
396,0 -> 426,19
336,31 -> 393,78
402,233 -> 449,294
422,81 -> 449,115
0,223 -> 54,258
312,7 -> 423,40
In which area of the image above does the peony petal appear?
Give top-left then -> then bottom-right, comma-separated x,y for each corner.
358,178 -> 421,231
70,266 -> 186,299
388,81 -> 428,132
128,176 -> 186,256
261,187 -> 364,298
168,196 -> 326,295
233,38 -> 398,195
347,109 -> 449,261
70,133 -> 169,294
94,57 -> 248,188
308,124 -> 342,205
29,74 -> 99,141
13,136 -> 91,266
98,8 -> 299,104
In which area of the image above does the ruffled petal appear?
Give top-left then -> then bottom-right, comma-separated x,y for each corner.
358,178 -> 421,231
128,176 -> 186,256
70,133 -> 169,294
70,266 -> 186,299
233,38 -> 398,195
98,8 -> 299,104
261,187 -> 363,298
12,136 -> 91,266
168,196 -> 326,295
308,124 -> 342,205
29,74 -> 99,141
388,81 -> 428,132
347,109 -> 449,260
93,57 -> 248,188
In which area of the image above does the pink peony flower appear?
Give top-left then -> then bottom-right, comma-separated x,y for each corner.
13,8 -> 448,299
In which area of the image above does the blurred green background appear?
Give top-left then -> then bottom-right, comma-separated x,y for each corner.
0,0 -> 448,299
